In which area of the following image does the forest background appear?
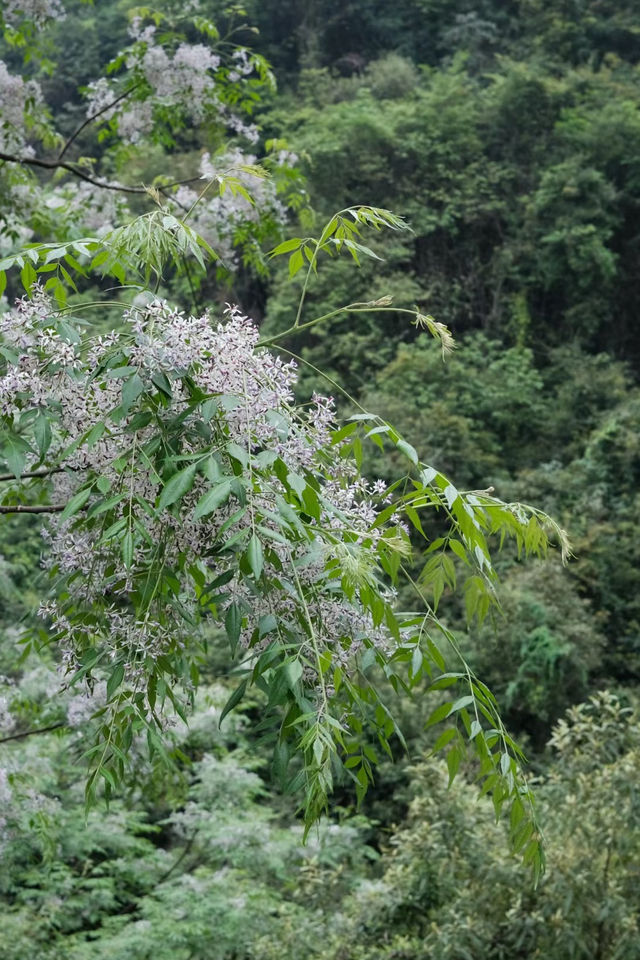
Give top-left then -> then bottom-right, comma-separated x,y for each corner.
1,1 -> 640,957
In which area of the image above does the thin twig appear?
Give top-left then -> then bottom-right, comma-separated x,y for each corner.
58,83 -> 141,161
155,830 -> 199,886
181,254 -> 202,314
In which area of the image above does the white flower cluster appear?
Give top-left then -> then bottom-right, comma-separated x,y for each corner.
84,22 -> 259,146
1,292 -> 400,700
3,0 -> 65,26
44,180 -> 130,237
0,60 -> 42,156
174,150 -> 289,269
83,77 -> 116,119
66,681 -> 106,727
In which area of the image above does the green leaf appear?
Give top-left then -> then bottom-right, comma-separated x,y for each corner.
121,373 -> 145,412
121,529 -> 134,569
469,719 -> 483,740
158,464 -> 197,510
60,486 -> 92,521
247,533 -> 264,579
284,658 -> 303,689
226,441 -> 249,468
396,439 -> 419,465
430,728 -> 457,755
270,237 -> 302,256
96,475 -> 111,495
20,260 -> 37,293
450,695 -> 475,714
405,504 -> 425,536
289,248 -> 305,277
219,678 -> 248,727
258,613 -> 278,638
3,434 -> 30,478
33,411 -> 51,457
106,662 -> 125,701
85,422 -> 106,448
193,478 -> 233,520
447,744 -> 462,785
151,371 -> 172,397
426,702 -> 453,727
225,602 -> 243,655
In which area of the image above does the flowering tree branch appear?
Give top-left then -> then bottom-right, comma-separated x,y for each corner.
0,284 -> 561,881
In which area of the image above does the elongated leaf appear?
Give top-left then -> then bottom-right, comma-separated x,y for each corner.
225,602 -> 243,654
426,701 -> 453,727
397,438 -> 419,465
60,486 -> 92,521
33,413 -> 52,458
107,662 -> 125,701
193,478 -> 232,520
158,464 -> 197,510
247,533 -> 264,579
219,678 -> 248,727
270,237 -> 302,256
121,529 -> 134,569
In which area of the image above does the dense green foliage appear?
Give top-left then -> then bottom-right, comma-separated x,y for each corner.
2,0 -> 640,955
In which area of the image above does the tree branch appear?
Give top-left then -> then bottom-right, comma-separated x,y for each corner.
0,504 -> 65,513
58,83 -> 141,161
0,150 -> 202,200
155,829 -> 199,886
0,721 -> 65,745
0,150 -> 150,195
0,466 -> 79,483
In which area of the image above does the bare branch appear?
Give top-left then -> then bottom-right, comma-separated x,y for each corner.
58,83 -> 141,162
0,466 -> 80,483
0,149 -> 150,195
155,830 -> 200,886
0,150 -> 202,200
0,722 -> 65,745
0,504 -> 65,514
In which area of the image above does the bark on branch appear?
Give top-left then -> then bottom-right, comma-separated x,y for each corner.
0,722 -> 65,745
0,504 -> 65,513
0,466 -> 79,483
0,150 -> 201,200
